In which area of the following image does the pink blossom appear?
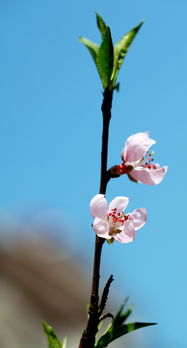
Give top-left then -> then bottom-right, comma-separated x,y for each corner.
90,194 -> 147,243
113,132 -> 168,185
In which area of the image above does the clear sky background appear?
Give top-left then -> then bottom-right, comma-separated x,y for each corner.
0,1 -> 186,347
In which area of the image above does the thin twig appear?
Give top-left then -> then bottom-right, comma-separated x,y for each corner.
78,88 -> 113,348
99,275 -> 114,317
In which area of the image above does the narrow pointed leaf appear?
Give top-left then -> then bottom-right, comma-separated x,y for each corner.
95,322 -> 156,348
98,320 -> 103,331
111,21 -> 143,86
113,297 -> 129,327
79,37 -> 99,67
43,321 -> 62,348
121,306 -> 133,322
96,13 -> 107,39
113,321 -> 157,340
96,27 -> 114,89
61,337 -> 67,348
114,306 -> 133,328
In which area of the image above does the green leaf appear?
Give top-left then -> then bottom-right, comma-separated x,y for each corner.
96,27 -> 114,89
96,13 -> 107,39
43,321 -> 65,348
61,337 -> 67,348
98,320 -> 103,331
95,322 -> 156,348
112,298 -> 129,326
79,37 -> 99,67
113,302 -> 133,328
111,21 -> 143,86
95,300 -> 156,348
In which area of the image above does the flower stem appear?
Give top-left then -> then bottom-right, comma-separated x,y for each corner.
78,88 -> 113,348
100,88 -> 113,194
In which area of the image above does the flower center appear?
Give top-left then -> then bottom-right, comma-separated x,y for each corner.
110,151 -> 158,176
107,208 -> 129,236
140,151 -> 158,170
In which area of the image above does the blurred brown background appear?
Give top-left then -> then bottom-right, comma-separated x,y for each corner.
0,213 -> 143,348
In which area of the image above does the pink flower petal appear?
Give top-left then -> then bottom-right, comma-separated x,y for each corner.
122,132 -> 156,163
130,166 -> 168,185
109,196 -> 129,213
90,194 -> 108,219
92,217 -> 110,239
129,208 -> 147,230
114,220 -> 136,243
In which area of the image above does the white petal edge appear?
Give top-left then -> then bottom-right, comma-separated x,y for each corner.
114,220 -> 136,243
90,194 -> 108,219
131,166 -> 168,185
129,208 -> 147,230
92,217 -> 110,239
122,132 -> 156,163
109,196 -> 129,213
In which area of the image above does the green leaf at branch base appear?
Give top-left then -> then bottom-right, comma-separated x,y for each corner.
113,299 -> 133,328
43,321 -> 67,348
95,321 -> 156,348
95,299 -> 157,348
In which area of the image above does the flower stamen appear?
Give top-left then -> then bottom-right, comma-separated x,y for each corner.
107,209 -> 129,236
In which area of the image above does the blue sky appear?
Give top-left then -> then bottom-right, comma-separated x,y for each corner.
0,1 -> 186,347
